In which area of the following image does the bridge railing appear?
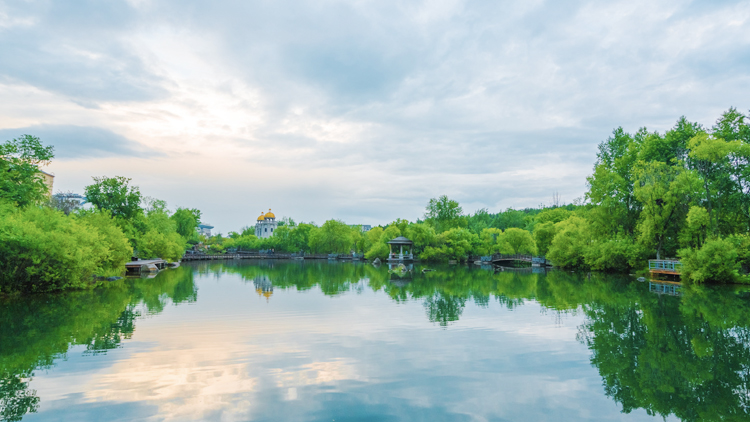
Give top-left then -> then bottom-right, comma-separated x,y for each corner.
648,260 -> 682,273
491,253 -> 534,261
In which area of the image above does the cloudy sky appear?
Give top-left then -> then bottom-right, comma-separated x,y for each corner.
1,0 -> 749,233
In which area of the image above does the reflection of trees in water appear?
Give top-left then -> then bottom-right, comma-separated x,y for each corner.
579,286 -> 750,421
0,267 -> 196,421
219,261 -> 750,420
0,371 -> 38,422
84,307 -> 138,355
4,261 -> 750,422
424,293 -> 466,327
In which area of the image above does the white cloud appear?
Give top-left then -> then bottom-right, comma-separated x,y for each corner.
1,0 -> 749,232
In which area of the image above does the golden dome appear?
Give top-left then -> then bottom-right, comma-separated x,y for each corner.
264,208 -> 275,219
257,213 -> 265,221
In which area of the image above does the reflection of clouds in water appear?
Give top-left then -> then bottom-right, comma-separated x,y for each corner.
271,359 -> 364,388
82,346 -> 258,421
21,270 -> 674,422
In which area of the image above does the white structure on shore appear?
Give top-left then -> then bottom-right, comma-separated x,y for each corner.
255,209 -> 277,239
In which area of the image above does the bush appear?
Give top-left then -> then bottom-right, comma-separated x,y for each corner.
0,204 -> 131,293
137,230 -> 186,262
679,238 -> 739,284
365,242 -> 389,260
75,210 -> 132,274
584,237 -> 640,272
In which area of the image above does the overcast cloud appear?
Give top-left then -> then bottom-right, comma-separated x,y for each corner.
1,0 -> 749,232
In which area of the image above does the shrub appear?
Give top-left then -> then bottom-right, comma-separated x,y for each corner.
0,204 -> 131,293
679,238 -> 739,284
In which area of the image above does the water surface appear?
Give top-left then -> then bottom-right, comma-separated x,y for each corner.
2,261 -> 749,421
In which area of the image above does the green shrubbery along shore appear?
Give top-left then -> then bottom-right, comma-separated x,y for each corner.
4,106 -> 750,291
0,136 -> 202,293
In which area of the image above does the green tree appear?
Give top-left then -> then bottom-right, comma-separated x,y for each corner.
424,195 -> 463,232
405,223 -> 437,254
688,131 -> 738,234
493,208 -> 527,231
633,162 -> 700,259
171,208 -> 201,239
503,228 -> 536,255
308,220 -> 353,253
84,176 -> 143,220
478,228 -> 511,255
586,127 -> 642,237
533,222 -> 556,256
547,216 -> 592,269
467,208 -> 493,234
679,206 -> 710,249
0,135 -> 55,207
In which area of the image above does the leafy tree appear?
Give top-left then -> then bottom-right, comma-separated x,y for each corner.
533,222 -> 556,256
477,228 -> 511,255
547,216 -> 591,269
688,131 -> 738,234
308,220 -> 353,254
633,162 -> 701,259
405,223 -> 437,254
0,135 -> 54,207
586,127 -> 642,237
680,206 -> 710,249
84,176 -> 143,220
535,208 -> 571,224
424,195 -> 463,232
381,225 -> 401,243
421,228 -> 477,261
503,228 -> 536,255
365,242 -> 389,260
493,208 -> 527,231
75,209 -> 133,273
467,208 -> 493,234
171,208 -> 201,239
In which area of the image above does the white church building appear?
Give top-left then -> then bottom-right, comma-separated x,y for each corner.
255,209 -> 278,239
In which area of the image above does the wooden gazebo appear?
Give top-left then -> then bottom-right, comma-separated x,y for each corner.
387,236 -> 414,262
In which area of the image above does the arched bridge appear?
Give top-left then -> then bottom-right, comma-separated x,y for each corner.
484,253 -> 553,267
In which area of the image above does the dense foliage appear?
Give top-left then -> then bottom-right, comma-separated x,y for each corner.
0,136 -> 54,208
554,108 -> 750,283
0,135 -> 203,293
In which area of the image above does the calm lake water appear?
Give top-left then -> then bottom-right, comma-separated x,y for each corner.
2,261 -> 749,422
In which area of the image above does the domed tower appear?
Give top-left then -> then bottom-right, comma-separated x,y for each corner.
255,209 -> 278,239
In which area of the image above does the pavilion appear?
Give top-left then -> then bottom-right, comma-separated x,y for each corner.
387,237 -> 414,262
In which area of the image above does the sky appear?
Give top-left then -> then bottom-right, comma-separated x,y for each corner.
1,0 -> 749,233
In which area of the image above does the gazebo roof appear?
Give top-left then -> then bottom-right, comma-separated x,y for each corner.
387,236 -> 413,245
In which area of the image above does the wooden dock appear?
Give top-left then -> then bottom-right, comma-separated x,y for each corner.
125,259 -> 168,275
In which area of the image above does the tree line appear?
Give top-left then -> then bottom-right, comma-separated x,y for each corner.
0,135 -> 203,293
3,106 -> 749,291
210,107 -> 750,283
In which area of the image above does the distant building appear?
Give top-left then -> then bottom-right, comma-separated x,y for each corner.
197,224 -> 214,237
255,209 -> 278,239
350,224 -> 372,232
40,170 -> 54,196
